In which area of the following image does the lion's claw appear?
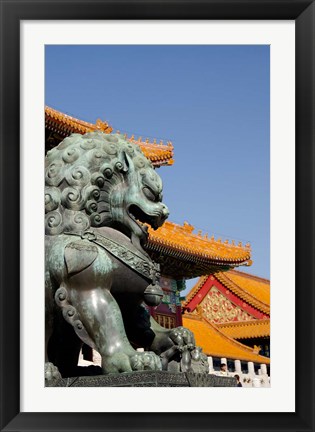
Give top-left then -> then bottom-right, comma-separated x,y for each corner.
130,351 -> 162,371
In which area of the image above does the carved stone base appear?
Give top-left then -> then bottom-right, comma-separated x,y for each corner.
46,371 -> 236,387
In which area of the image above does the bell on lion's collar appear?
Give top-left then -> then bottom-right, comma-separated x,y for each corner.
143,283 -> 163,307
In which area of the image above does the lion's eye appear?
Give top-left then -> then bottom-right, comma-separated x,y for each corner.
143,187 -> 156,202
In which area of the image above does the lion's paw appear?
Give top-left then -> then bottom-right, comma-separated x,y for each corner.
45,362 -> 62,383
130,351 -> 162,371
169,326 -> 196,348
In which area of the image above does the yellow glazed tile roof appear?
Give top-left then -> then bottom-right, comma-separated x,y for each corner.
225,270 -> 270,305
214,270 -> 270,315
147,221 -> 251,266
183,315 -> 270,364
45,105 -> 113,134
126,138 -> 174,167
45,106 -> 174,167
217,319 -> 270,340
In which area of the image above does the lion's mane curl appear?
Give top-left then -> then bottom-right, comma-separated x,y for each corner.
45,132 -> 151,235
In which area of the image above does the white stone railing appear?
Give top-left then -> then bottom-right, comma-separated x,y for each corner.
208,357 -> 270,388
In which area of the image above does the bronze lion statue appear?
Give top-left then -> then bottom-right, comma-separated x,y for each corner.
45,132 -> 208,381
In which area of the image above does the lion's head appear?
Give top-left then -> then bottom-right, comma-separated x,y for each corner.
45,132 -> 169,242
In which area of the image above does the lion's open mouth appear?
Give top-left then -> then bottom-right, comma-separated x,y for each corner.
128,204 -> 160,231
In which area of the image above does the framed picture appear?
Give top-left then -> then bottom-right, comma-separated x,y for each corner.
1,1 -> 314,431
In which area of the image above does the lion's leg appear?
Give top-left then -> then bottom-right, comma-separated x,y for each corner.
69,287 -> 161,374
74,287 -> 134,372
58,242 -> 161,374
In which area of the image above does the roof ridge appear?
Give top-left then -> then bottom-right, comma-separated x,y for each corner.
160,222 -> 251,250
217,319 -> 270,329
192,315 -> 270,363
119,132 -> 173,148
215,272 -> 270,315
45,106 -> 175,167
147,223 -> 252,266
46,106 -> 174,150
202,316 -> 260,354
216,318 -> 270,341
229,269 -> 270,284
202,317 -> 268,359
45,105 -> 112,133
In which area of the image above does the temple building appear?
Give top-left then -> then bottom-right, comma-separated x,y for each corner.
45,106 -> 270,382
182,270 -> 270,378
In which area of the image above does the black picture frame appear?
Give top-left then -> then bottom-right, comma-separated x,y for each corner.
0,1 -> 314,431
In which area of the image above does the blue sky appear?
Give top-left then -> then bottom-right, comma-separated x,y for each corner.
45,45 -> 270,285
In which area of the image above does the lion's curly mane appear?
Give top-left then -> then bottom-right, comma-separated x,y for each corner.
45,132 -> 152,235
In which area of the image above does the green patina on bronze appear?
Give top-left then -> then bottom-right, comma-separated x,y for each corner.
45,132 -> 208,383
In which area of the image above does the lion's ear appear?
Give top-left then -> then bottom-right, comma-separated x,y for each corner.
64,241 -> 98,275
122,151 -> 135,174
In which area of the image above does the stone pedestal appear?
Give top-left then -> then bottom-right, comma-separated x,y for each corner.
46,371 -> 237,387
